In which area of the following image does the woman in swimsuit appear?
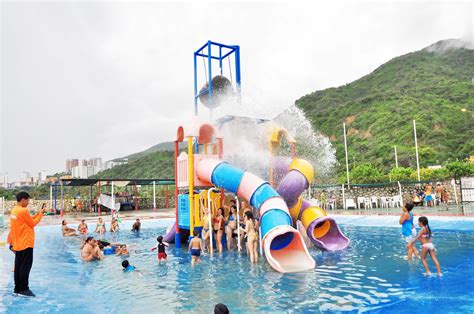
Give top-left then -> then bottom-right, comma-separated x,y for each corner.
95,217 -> 106,234
201,206 -> 211,254
409,216 -> 442,276
214,207 -> 225,253
244,211 -> 258,263
225,205 -> 238,251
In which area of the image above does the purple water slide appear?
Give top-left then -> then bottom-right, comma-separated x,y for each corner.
163,222 -> 176,243
277,169 -> 308,208
271,156 -> 292,186
300,199 -> 350,251
276,168 -> 349,251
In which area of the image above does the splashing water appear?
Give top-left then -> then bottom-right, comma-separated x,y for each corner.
212,105 -> 337,180
273,106 -> 337,179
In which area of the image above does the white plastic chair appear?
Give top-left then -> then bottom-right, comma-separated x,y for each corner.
357,197 -> 365,209
380,197 -> 389,208
346,198 -> 356,209
393,195 -> 402,207
370,197 -> 378,208
363,197 -> 372,209
327,198 -> 337,210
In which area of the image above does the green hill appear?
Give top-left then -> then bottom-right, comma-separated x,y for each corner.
95,151 -> 174,179
296,39 -> 473,172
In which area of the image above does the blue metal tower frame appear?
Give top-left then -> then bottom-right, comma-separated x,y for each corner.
194,40 -> 241,116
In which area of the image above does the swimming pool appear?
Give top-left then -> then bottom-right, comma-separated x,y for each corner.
1,216 -> 473,313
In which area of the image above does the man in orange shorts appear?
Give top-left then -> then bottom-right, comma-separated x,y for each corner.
10,191 -> 45,297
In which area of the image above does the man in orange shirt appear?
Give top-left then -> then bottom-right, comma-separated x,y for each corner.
10,191 -> 45,297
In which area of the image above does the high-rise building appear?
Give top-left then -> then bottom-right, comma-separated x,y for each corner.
21,172 -> 31,182
0,173 -> 8,187
66,159 -> 79,172
38,171 -> 47,182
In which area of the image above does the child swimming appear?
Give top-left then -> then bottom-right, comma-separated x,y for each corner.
122,260 -> 135,272
151,236 -> 169,263
399,203 -> 420,260
409,216 -> 442,276
188,230 -> 203,266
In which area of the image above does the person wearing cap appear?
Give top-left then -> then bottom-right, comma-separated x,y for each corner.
10,191 -> 45,297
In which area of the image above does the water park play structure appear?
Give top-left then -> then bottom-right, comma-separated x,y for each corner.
164,41 -> 349,273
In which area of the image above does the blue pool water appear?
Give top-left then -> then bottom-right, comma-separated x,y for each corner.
1,217 -> 474,313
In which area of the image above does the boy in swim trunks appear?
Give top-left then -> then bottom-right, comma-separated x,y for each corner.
188,230 -> 203,266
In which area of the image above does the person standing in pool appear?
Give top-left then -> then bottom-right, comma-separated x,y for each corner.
131,218 -> 141,232
399,203 -> 420,261
225,205 -> 238,251
409,217 -> 442,276
10,191 -> 45,297
151,236 -> 169,263
201,206 -> 211,254
214,207 -> 225,253
189,230 -> 203,266
244,211 -> 258,263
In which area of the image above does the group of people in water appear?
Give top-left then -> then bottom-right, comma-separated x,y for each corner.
197,199 -> 260,264
62,217 -> 141,237
62,197 -> 443,277
399,202 -> 442,276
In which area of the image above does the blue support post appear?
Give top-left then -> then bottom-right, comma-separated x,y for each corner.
207,41 -> 213,109
219,46 -> 223,75
194,52 -> 198,116
235,46 -> 241,105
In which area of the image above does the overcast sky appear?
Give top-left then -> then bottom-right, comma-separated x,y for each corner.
1,1 -> 472,181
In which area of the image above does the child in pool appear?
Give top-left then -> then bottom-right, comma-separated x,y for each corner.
399,203 -> 420,260
122,260 -> 135,272
188,230 -> 203,266
151,236 -> 169,263
409,216 -> 442,276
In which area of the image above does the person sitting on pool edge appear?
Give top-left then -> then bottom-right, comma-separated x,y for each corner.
81,236 -> 104,261
188,230 -> 203,266
131,218 -> 141,232
62,220 -> 78,236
